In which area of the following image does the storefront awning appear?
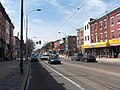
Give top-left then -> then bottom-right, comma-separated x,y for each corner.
81,41 -> 109,49
94,41 -> 109,48
109,38 -> 120,46
81,44 -> 89,48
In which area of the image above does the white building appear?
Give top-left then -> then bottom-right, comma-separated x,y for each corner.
83,18 -> 94,45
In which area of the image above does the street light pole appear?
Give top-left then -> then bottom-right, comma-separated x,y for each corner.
58,32 -> 67,59
20,0 -> 24,74
26,9 -> 41,61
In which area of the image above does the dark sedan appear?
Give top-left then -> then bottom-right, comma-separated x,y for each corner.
81,54 -> 96,62
71,53 -> 83,61
48,56 -> 61,64
31,54 -> 39,62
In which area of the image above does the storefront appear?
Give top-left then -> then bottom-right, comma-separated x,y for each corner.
81,41 -> 110,58
81,39 -> 120,58
109,39 -> 120,58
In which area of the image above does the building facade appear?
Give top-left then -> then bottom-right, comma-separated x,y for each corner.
82,7 -> 120,58
0,3 -> 14,60
76,28 -> 84,53
13,36 -> 20,60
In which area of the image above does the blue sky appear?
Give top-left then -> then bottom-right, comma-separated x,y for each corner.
1,0 -> 120,49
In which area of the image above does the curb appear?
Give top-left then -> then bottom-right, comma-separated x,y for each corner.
20,61 -> 31,90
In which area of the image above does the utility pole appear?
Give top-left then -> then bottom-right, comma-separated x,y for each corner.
20,0 -> 24,74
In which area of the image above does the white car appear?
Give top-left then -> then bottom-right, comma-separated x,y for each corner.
41,54 -> 49,60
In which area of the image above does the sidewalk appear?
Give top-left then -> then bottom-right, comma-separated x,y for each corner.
0,60 -> 30,90
96,58 -> 120,63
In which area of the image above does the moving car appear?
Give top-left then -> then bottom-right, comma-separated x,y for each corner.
41,54 -> 49,60
31,54 -> 39,62
71,53 -> 83,61
81,54 -> 96,62
48,56 -> 61,64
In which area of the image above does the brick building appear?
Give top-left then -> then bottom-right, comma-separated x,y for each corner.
82,6 -> 120,58
0,3 -> 14,60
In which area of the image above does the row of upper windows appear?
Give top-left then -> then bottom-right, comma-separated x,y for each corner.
84,24 -> 89,30
111,30 -> 120,39
91,29 -> 120,42
85,35 -> 89,41
91,14 -> 120,31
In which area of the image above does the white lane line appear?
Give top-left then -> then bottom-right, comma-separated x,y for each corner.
63,62 -> 120,78
41,62 -> 86,90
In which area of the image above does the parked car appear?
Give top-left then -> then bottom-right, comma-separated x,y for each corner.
71,53 -> 83,61
48,56 -> 61,64
41,54 -> 49,60
31,54 -> 39,62
81,54 -> 96,62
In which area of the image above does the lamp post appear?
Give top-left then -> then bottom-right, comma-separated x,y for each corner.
26,9 -> 41,61
20,0 -> 24,74
58,32 -> 68,59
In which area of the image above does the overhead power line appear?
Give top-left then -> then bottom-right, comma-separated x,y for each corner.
56,0 -> 90,32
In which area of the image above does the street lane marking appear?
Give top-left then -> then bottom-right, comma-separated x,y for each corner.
63,62 -> 120,78
41,62 -> 86,90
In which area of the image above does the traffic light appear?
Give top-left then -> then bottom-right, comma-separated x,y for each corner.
36,41 -> 38,44
39,41 -> 41,44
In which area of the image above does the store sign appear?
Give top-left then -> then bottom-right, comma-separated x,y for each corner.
109,39 -> 120,45
95,41 -> 109,48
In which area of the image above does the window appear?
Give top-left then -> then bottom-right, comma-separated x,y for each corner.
99,21 -> 102,29
87,24 -> 89,29
85,25 -> 86,30
95,34 -> 98,42
95,23 -> 97,30
104,32 -> 107,40
85,36 -> 87,41
117,15 -> 120,24
111,31 -> 114,39
87,36 -> 89,40
111,18 -> 114,25
118,30 -> 120,38
100,33 -> 102,41
104,20 -> 107,28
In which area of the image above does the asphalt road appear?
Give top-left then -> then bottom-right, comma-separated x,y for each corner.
28,59 -> 120,90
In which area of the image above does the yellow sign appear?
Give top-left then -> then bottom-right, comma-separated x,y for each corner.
95,41 -> 109,48
81,44 -> 89,48
109,38 -> 120,45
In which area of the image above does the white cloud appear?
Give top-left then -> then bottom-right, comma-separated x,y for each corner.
85,0 -> 107,12
32,19 -> 44,25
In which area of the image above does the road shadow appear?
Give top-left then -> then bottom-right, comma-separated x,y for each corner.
28,62 -> 66,90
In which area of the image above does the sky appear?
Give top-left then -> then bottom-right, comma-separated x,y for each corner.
0,0 -> 120,49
